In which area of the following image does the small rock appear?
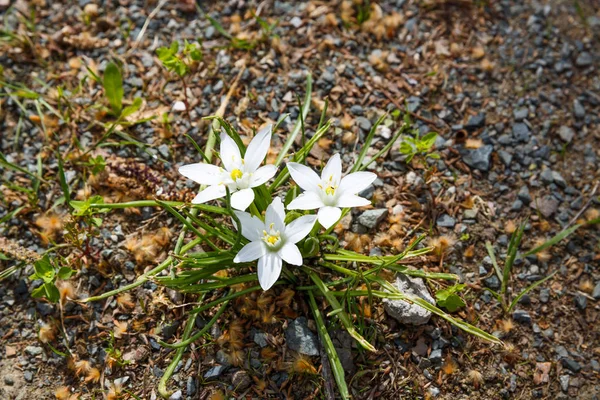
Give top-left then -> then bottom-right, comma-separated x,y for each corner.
498,150 -> 513,166
532,195 -> 559,218
285,317 -> 319,356
540,288 -> 550,303
436,214 -> 455,228
23,371 -> 33,382
465,113 -> 486,130
558,126 -> 575,143
4,376 -> 14,385
204,365 -> 226,379
168,390 -> 182,400
560,375 -> 570,392
484,275 -> 501,290
512,123 -> 530,142
429,349 -> 443,365
461,145 -> 493,171
25,346 -> 43,356
540,168 -> 554,184
513,108 -> 528,121
518,185 -> 532,204
513,309 -> 532,325
574,294 -> 587,310
231,370 -> 251,390
575,52 -> 592,67
186,377 -> 197,396
290,16 -> 302,28
383,275 -> 435,325
561,358 -> 581,373
356,116 -> 372,131
592,282 -> 600,299
253,331 -> 268,347
357,209 -> 388,229
573,100 -> 585,119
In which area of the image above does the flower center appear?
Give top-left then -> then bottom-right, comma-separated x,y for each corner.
262,223 -> 282,248
318,183 -> 337,196
230,169 -> 243,181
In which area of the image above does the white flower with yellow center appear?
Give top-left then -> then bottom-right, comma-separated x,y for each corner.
286,153 -> 377,229
178,125 -> 277,211
233,198 -> 317,291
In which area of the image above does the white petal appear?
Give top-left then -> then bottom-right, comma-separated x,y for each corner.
257,252 -> 282,291
172,101 -> 186,111
191,184 -> 226,204
286,162 -> 321,192
287,192 -> 325,210
317,206 -> 342,229
336,194 -> 371,208
233,241 -> 266,263
233,211 -> 265,241
250,165 -> 277,187
219,132 -> 241,171
321,153 -> 342,183
230,188 -> 255,211
178,163 -> 223,185
265,197 -> 286,231
279,243 -> 303,266
285,215 -> 317,244
338,171 -> 377,195
244,124 -> 272,172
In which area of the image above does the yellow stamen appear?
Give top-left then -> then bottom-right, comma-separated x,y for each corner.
266,235 -> 279,245
230,169 -> 243,180
325,185 -> 336,196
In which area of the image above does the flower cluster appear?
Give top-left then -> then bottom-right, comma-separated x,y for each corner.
179,125 -> 376,290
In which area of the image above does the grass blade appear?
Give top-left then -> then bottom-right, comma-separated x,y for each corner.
508,271 -> 557,312
485,241 -> 502,281
308,291 -> 350,399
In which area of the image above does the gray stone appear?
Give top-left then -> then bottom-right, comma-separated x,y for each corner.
429,349 -> 443,365
552,172 -> 567,188
204,365 -> 226,379
436,214 -> 455,228
285,317 -> 319,356
532,195 -> 559,218
498,150 -> 513,166
592,282 -> 600,299
540,288 -> 550,303
465,113 -> 485,130
484,275 -> 501,290
290,16 -> 303,28
357,209 -> 388,229
253,331 -> 268,348
558,126 -> 575,143
513,108 -> 528,121
350,105 -> 363,115
513,309 -> 532,325
540,168 -> 554,184
4,376 -> 14,385
575,52 -> 592,67
560,375 -> 570,392
573,100 -> 585,119
461,145 -> 493,171
383,275 -> 435,325
574,294 -> 587,310
186,377 -> 197,396
561,358 -> 581,373
25,346 -> 43,356
518,185 -> 532,204
231,370 -> 251,390
356,116 -> 372,131
512,123 -> 530,142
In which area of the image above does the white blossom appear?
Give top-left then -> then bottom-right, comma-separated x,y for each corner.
286,153 -> 376,229
233,198 -> 317,290
178,125 -> 277,210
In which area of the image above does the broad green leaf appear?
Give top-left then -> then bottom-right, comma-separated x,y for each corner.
103,62 -> 123,115
435,284 -> 466,312
34,256 -> 55,283
420,132 -> 437,149
57,267 -> 76,280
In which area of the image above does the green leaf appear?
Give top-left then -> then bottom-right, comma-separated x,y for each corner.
103,62 -> 124,115
399,141 -> 414,155
121,97 -> 142,118
31,282 -> 60,303
0,253 -> 9,261
34,256 -> 55,283
420,132 -> 437,149
57,267 -> 76,280
435,284 -> 466,312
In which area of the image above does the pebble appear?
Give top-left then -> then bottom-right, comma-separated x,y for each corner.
512,123 -> 530,142
465,113 -> 486,130
204,365 -> 226,379
350,105 -> 363,115
518,185 -> 532,204
561,358 -> 582,373
573,99 -> 585,119
231,370 -> 251,390
574,294 -> 587,310
290,16 -> 302,28
285,317 -> 319,356
513,309 -> 532,325
575,52 -> 592,67
356,116 -> 372,131
560,375 -> 570,392
186,377 -> 196,396
558,126 -> 575,143
383,275 -> 435,325
357,209 -> 388,229
513,108 -> 528,121
436,214 -> 456,228
168,390 -> 182,400
4,376 -> 14,385
592,282 -> 600,299
461,145 -> 493,171
25,345 -> 43,356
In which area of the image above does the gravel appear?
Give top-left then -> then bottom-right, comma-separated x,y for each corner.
383,275 -> 435,326
357,209 -> 388,229
285,317 -> 319,356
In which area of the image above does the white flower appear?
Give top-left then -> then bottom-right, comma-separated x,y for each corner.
178,125 -> 277,211
233,198 -> 317,291
286,153 -> 376,229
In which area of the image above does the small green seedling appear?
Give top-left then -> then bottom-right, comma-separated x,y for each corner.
29,255 -> 76,303
435,284 -> 466,312
398,114 -> 439,164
